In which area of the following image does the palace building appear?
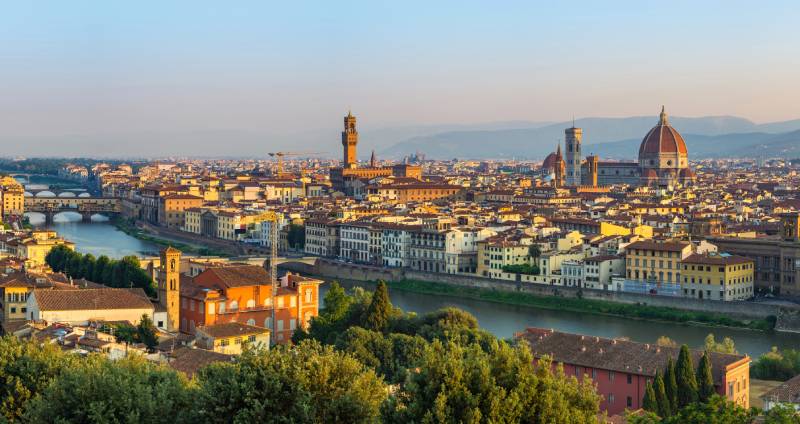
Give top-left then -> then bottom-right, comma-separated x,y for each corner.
330,111 -> 421,194
543,107 -> 696,188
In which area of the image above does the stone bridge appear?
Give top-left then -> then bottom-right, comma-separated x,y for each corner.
24,197 -> 121,224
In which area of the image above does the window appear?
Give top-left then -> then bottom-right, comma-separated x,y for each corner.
277,320 -> 284,331
290,296 -> 297,308
229,300 -> 238,310
277,297 -> 284,308
627,374 -> 632,384
248,335 -> 256,343
290,319 -> 296,330
627,396 -> 633,408
608,394 -> 615,405
265,317 -> 272,329
207,303 -> 215,315
247,319 -> 256,326
246,299 -> 255,309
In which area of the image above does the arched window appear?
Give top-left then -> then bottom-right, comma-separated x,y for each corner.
305,289 -> 312,303
264,317 -> 272,329
264,297 -> 273,307
229,300 -> 238,311
246,299 -> 255,309
246,319 -> 256,326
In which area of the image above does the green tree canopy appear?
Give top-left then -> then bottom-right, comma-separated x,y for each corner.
675,345 -> 699,408
697,351 -> 716,402
362,280 -> 392,332
664,357 -> 678,412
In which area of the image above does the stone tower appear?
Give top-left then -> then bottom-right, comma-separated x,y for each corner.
342,110 -> 358,168
158,246 -> 181,332
564,123 -> 582,186
553,144 -> 566,189
586,155 -> 599,187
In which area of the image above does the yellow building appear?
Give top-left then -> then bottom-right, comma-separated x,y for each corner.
14,230 -> 75,268
625,240 -> 692,285
195,322 -> 270,355
681,253 -> 754,301
0,274 -> 33,323
477,235 -> 532,278
0,176 -> 25,220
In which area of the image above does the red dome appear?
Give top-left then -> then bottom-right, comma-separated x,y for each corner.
643,168 -> 658,179
542,152 -> 558,170
638,107 -> 688,157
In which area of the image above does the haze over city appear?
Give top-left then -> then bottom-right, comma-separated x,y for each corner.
2,1 -> 800,157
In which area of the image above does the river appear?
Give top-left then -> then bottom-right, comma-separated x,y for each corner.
30,213 -> 795,357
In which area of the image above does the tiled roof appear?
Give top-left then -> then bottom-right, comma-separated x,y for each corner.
201,265 -> 269,288
625,240 -> 690,252
197,322 -> 269,339
168,347 -> 233,377
517,328 -> 748,384
682,253 -> 753,266
761,373 -> 800,404
32,288 -> 153,311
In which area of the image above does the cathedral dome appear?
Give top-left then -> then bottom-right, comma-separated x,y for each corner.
638,106 -> 688,159
542,152 -> 558,171
679,168 -> 696,180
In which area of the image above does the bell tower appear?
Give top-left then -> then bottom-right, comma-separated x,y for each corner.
342,110 -> 358,168
158,246 -> 181,332
564,122 -> 582,186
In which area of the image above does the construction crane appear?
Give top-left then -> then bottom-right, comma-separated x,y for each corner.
260,210 -> 280,345
268,151 -> 325,175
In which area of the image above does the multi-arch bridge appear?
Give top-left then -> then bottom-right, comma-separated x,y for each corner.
24,196 -> 121,224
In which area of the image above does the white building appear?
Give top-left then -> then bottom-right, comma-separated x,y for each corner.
583,254 -> 625,290
382,225 -> 418,268
26,288 -> 154,326
339,221 -> 372,263
444,227 -> 497,274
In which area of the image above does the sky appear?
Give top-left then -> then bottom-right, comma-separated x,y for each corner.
1,1 -> 799,156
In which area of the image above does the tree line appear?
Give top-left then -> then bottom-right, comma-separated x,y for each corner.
45,244 -> 156,297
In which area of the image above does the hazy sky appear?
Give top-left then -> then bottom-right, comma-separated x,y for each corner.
1,1 -> 799,154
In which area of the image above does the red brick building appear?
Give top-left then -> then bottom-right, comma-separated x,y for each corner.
179,265 -> 320,343
517,328 -> 750,416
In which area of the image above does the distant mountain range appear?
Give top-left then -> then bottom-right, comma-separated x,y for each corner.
381,116 -> 800,160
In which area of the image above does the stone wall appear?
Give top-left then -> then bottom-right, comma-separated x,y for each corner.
310,260 -> 789,321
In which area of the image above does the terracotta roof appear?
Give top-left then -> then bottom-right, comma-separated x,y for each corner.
638,107 -> 688,157
517,327 -> 748,384
168,347 -> 233,377
761,373 -> 800,404
682,253 -> 753,266
625,239 -> 690,252
200,265 -> 269,288
31,288 -> 153,311
197,322 -> 269,339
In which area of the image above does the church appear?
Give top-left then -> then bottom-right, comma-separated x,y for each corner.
543,106 -> 696,188
329,111 -> 421,194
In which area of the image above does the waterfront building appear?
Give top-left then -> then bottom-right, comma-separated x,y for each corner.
517,327 -> 751,416
477,233 -> 533,278
582,254 -> 625,290
624,240 -> 692,288
6,230 -> 75,268
0,176 -> 25,221
158,194 -> 204,230
680,252 -> 754,301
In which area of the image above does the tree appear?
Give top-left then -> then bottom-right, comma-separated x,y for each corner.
764,403 -> 800,424
323,281 -> 352,322
0,336 -> 77,421
80,253 -> 96,282
697,351 -> 715,402
643,382 -> 658,414
383,339 -> 600,423
93,255 -> 111,283
663,395 -> 754,424
656,336 -> 678,348
137,314 -> 158,350
664,357 -> 678,412
66,253 -> 83,278
752,347 -> 800,381
704,333 -> 737,354
24,356 -> 193,424
362,280 -> 391,332
193,340 -> 386,424
654,372 -> 672,418
528,243 -> 542,259
675,345 -> 699,407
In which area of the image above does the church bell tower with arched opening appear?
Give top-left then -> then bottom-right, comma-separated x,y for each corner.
342,110 -> 358,168
158,246 -> 181,332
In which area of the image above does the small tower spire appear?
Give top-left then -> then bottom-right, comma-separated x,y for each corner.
370,150 -> 376,168
659,105 -> 668,125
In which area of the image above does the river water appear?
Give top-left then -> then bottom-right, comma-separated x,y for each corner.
30,213 -> 795,357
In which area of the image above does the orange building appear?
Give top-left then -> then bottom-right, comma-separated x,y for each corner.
158,194 -> 204,229
179,265 -> 320,343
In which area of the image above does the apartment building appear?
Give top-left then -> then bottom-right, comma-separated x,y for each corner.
681,253 -> 754,301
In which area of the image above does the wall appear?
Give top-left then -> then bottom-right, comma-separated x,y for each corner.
310,259 -> 789,321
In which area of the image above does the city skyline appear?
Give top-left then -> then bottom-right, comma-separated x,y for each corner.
2,1 -> 800,156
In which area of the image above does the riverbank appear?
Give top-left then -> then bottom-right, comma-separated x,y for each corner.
111,218 -> 231,257
384,278 -> 776,332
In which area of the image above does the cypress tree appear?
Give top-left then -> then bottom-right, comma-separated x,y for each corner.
664,357 -> 678,412
676,345 -> 699,407
642,382 -> 658,413
697,351 -> 715,402
362,281 -> 392,332
654,372 -> 671,418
